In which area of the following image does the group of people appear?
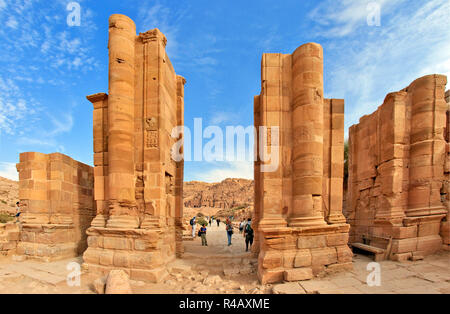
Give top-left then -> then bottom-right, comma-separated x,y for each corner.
189,215 -> 254,252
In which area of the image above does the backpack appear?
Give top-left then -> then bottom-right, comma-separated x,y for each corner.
190,218 -> 195,226
245,224 -> 254,237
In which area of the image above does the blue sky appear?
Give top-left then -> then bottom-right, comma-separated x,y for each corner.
0,0 -> 449,182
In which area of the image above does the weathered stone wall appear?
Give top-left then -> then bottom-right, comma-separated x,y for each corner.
348,75 -> 448,261
253,43 -> 352,284
0,223 -> 20,256
442,89 -> 450,250
83,14 -> 185,283
15,152 -> 95,261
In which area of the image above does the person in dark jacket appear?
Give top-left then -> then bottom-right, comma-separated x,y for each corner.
244,218 -> 254,252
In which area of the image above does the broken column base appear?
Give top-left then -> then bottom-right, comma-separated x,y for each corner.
389,215 -> 445,261
16,224 -> 80,262
82,227 -> 175,283
257,224 -> 352,284
350,214 -> 447,262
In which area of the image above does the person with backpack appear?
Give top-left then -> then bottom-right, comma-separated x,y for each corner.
225,218 -> 233,246
190,216 -> 197,238
199,224 -> 208,246
244,218 -> 254,252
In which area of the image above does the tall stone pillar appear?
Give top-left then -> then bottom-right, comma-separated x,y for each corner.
252,95 -> 262,254
255,43 -> 351,284
324,99 -> 347,224
407,75 -> 447,217
257,53 -> 288,230
86,93 -> 109,227
83,15 -> 184,283
175,75 -> 186,257
289,43 -> 326,227
106,14 -> 139,229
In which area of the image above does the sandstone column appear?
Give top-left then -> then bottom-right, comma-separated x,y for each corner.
407,75 -> 447,217
257,54 -> 287,229
86,93 -> 109,227
106,14 -> 138,228
325,99 -> 347,224
289,43 -> 326,227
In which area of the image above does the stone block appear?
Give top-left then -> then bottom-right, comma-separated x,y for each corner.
392,226 -> 417,239
294,249 -> 312,268
297,235 -> 326,249
326,233 -> 349,246
260,251 -> 283,270
392,238 -> 418,254
103,237 -> 133,251
336,245 -> 353,263
284,268 -> 313,282
417,222 -> 441,237
311,247 -> 338,266
416,235 -> 442,255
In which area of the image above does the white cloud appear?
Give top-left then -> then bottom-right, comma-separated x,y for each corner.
6,16 -> 18,29
192,161 -> 254,183
309,0 -> 450,137
209,111 -> 240,125
309,0 -> 405,37
0,162 -> 18,181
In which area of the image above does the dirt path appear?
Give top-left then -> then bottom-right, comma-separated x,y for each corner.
184,221 -> 251,256
0,224 -> 448,294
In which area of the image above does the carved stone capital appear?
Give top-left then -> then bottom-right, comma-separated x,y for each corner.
86,93 -> 108,104
139,28 -> 167,47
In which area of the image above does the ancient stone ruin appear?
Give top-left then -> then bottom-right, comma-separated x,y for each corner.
253,43 -> 353,284
82,14 -> 185,282
9,13 -> 449,287
15,152 -> 95,261
347,75 -> 449,261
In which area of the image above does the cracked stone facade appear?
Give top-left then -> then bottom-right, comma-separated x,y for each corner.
253,43 -> 352,284
82,14 -> 185,283
347,75 -> 449,261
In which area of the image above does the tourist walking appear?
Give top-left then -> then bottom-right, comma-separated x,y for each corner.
239,220 -> 246,235
15,202 -> 21,224
190,216 -> 197,238
226,218 -> 233,246
244,218 -> 254,252
216,218 -> 220,227
199,224 -> 208,246
209,217 -> 212,227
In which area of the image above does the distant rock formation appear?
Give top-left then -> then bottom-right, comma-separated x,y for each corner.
183,178 -> 254,209
0,176 -> 18,215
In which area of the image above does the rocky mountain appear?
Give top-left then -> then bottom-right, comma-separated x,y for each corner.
184,178 -> 254,210
0,175 -> 255,216
0,176 -> 18,214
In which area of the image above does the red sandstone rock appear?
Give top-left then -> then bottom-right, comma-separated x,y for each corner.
254,43 -> 351,284
105,270 -> 132,294
348,75 -> 449,260
83,14 -> 185,282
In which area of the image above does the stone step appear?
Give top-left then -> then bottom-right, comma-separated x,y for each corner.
351,243 -> 386,261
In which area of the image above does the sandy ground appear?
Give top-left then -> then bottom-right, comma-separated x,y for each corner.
0,223 -> 448,294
